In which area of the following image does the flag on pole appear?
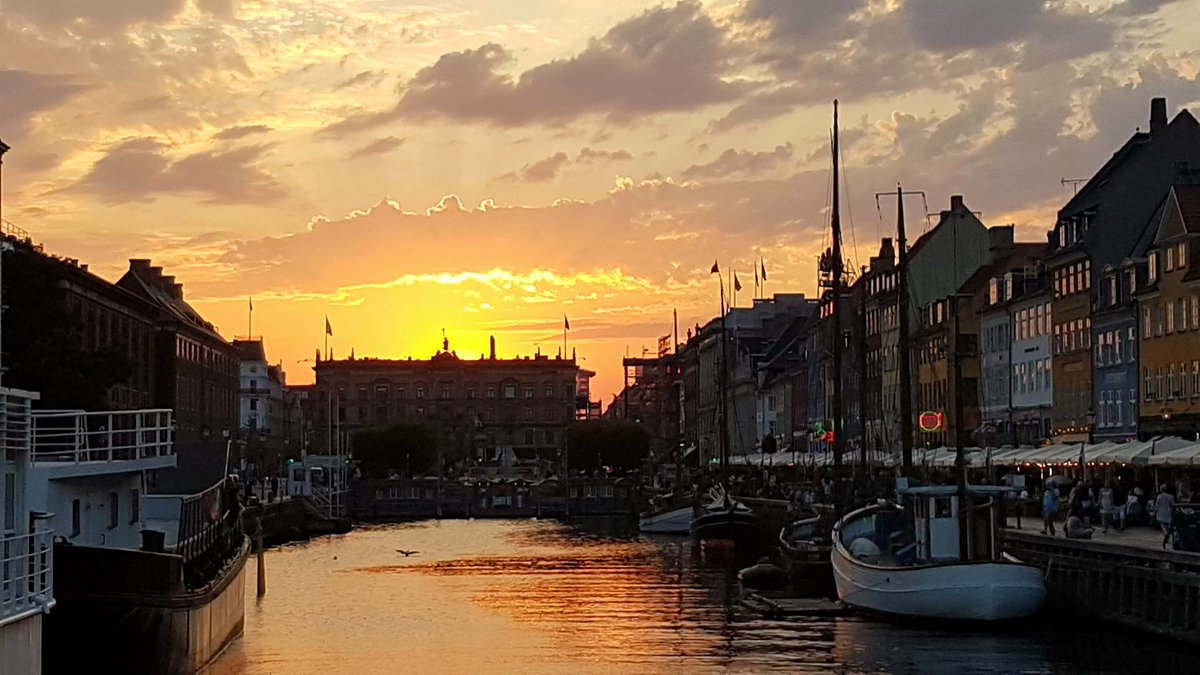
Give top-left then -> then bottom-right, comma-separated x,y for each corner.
734,274 -> 742,292
325,316 -> 333,336
710,260 -> 719,274
761,257 -> 767,281
564,315 -> 570,330
249,297 -> 253,311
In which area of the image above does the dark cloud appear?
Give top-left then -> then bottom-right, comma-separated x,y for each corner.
350,136 -> 406,159
70,137 -> 285,204
577,147 -> 633,162
681,143 -> 793,180
334,69 -> 387,91
502,152 -> 571,182
742,0 -> 865,41
212,124 -> 273,141
0,70 -> 89,139
327,2 -> 745,132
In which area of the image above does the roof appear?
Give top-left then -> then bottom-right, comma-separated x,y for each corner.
1176,184 -> 1200,234
233,339 -> 267,362
958,243 -> 1046,295
117,259 -> 226,342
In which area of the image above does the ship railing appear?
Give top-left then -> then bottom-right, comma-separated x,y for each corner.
0,530 -> 54,627
30,409 -> 174,464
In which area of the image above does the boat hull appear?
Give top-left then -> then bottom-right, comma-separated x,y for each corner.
639,506 -> 694,534
690,510 -> 764,550
831,524 -> 1045,621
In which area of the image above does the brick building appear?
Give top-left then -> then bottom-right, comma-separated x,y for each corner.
313,341 -> 594,462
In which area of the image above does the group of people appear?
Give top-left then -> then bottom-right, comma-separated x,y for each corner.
1040,477 -> 1192,547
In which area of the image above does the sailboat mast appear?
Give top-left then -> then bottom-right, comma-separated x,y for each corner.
830,100 -> 845,482
896,185 -> 914,473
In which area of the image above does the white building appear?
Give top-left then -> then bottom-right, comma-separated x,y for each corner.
0,387 -> 54,674
234,339 -> 286,438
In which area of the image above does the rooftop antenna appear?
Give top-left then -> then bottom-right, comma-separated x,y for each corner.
1061,178 -> 1087,195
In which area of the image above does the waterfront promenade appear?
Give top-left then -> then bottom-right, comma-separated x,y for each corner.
1005,516 -> 1196,554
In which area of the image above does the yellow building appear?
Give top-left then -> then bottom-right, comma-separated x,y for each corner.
1137,185 -> 1200,437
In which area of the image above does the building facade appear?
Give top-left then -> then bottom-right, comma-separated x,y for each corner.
314,345 -> 593,463
1047,98 -> 1200,441
1138,185 -> 1200,438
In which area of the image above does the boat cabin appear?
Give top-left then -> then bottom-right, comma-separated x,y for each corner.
841,485 -> 1016,566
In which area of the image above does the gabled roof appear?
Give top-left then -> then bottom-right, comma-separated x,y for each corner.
1174,185 -> 1200,234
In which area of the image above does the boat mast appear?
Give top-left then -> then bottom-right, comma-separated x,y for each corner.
896,186 -> 914,473
830,100 -> 846,492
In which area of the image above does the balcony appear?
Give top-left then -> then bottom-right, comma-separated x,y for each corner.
0,530 -> 54,627
31,409 -> 176,478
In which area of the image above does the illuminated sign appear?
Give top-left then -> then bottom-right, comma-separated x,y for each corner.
919,411 -> 944,433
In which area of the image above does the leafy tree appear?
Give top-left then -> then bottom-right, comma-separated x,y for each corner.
566,420 -> 651,472
352,421 -> 441,479
2,243 -> 133,410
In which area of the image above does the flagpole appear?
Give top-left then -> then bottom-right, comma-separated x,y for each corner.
248,297 -> 253,338
563,316 -> 568,360
324,316 -> 329,361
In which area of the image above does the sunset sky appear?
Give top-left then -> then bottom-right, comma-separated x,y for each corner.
3,0 -> 1199,402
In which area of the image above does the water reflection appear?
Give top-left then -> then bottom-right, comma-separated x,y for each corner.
207,519 -> 1196,674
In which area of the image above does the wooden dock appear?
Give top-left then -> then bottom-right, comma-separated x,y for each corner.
1002,522 -> 1200,646
740,592 -> 850,618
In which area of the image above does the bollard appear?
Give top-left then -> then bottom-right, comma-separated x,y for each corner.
256,519 -> 267,598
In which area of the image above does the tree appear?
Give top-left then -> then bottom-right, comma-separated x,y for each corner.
352,421 -> 441,479
566,419 -> 651,472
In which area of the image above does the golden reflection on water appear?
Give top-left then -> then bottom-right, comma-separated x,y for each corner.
205,519 -> 1197,675
206,519 -> 844,674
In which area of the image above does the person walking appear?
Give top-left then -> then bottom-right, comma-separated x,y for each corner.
1042,485 -> 1060,536
1155,484 -> 1175,549
1099,481 -> 1115,534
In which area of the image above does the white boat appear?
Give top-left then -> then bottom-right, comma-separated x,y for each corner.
639,505 -> 694,534
832,484 -> 1045,621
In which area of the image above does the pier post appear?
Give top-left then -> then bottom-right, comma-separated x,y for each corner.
256,518 -> 267,598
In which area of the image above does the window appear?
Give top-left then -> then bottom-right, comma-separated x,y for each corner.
544,385 -> 555,398
1143,306 -> 1152,338
250,399 -> 258,411
467,386 -> 477,399
1169,365 -> 1177,399
487,385 -> 497,399
109,492 -> 119,529
72,499 -> 81,537
1108,276 -> 1117,306
1192,296 -> 1200,330
416,386 -> 425,399
1178,299 -> 1188,333
523,386 -> 534,399
1156,367 -> 1164,401
503,384 -> 516,399
130,489 -> 140,524
1167,304 -> 1176,334
441,386 -> 451,400
1144,368 -> 1153,401
1149,251 -> 1158,282
1179,242 -> 1188,268
1194,361 -> 1200,398
1166,245 -> 1175,272
3,473 -> 13,531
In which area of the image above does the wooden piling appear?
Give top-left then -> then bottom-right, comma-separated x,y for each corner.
256,518 -> 267,598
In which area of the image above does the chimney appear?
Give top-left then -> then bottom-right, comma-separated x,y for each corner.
129,258 -> 152,273
172,283 -> 184,300
988,225 -> 1015,262
149,266 -> 163,280
489,336 -> 496,360
161,275 -> 175,292
1150,97 -> 1167,135
950,195 -> 964,211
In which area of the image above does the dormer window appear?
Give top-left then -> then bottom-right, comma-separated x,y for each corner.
1149,252 -> 1159,282
1108,275 -> 1118,307
1180,242 -> 1189,269
1166,246 -> 1175,272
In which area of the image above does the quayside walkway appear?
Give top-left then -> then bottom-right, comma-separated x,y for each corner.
1001,518 -> 1200,646
1004,517 -> 1190,553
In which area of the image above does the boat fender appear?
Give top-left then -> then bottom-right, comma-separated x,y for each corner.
738,557 -> 788,590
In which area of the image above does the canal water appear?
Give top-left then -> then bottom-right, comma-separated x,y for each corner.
208,519 -> 1196,674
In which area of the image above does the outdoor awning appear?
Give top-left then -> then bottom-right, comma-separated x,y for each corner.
1138,437 -> 1199,465
1145,442 -> 1200,466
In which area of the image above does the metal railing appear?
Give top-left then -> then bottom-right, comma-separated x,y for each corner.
0,531 -> 54,626
30,409 -> 174,464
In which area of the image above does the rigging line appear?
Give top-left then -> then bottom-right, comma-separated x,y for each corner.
838,133 -> 861,278
921,192 -> 933,236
